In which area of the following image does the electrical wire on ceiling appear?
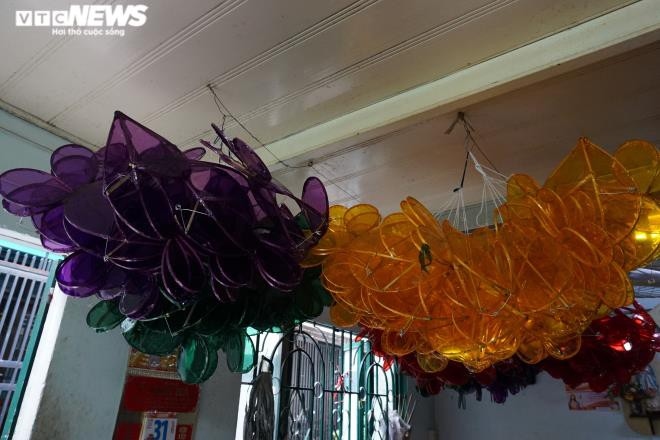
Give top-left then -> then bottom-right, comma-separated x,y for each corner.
206,84 -> 361,204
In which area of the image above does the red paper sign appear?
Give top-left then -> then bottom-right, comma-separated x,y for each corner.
174,424 -> 193,440
115,422 -> 193,440
122,376 -> 200,413
115,422 -> 141,439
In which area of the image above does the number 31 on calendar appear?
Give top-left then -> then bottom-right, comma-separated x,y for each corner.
140,415 -> 178,440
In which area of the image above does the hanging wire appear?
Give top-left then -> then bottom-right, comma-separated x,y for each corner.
449,112 -> 500,173
471,152 -> 507,227
206,84 -> 361,204
207,84 -> 308,170
14,217 -> 39,237
307,163 -> 361,205
439,111 -> 508,232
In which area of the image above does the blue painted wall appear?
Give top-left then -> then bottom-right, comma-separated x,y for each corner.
0,109 -> 69,234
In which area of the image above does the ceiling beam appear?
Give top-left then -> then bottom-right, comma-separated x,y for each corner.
258,0 -> 660,168
0,98 -> 94,149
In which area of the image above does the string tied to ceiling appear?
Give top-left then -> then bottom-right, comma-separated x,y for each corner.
205,83 -> 361,205
436,111 -> 507,232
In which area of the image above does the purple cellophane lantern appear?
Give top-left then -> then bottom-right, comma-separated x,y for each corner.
0,111 -> 329,318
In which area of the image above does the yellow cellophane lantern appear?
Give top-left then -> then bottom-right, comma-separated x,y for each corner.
308,138 -> 660,372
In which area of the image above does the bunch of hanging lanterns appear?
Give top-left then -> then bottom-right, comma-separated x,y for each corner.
540,301 -> 660,392
309,138 -> 660,372
358,326 -> 541,403
0,111 -> 331,383
1,107 -> 659,389
359,301 -> 660,402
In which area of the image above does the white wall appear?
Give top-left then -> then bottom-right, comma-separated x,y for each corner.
0,109 -> 59,235
196,361 -> 242,439
432,372 -> 654,440
23,295 -> 130,439
15,291 -> 242,440
407,379 -> 438,440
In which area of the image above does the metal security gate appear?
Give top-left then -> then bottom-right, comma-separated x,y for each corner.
0,238 -> 59,436
240,322 -> 405,440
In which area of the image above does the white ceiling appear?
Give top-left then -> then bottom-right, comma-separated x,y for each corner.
1,0 -> 658,216
274,40 -> 660,214
0,0 -> 635,148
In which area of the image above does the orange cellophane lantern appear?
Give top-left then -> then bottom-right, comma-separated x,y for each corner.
306,138 -> 660,372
